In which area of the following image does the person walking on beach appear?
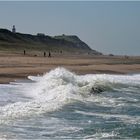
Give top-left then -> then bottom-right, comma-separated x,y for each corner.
24,50 -> 26,55
48,51 -> 51,57
44,52 -> 46,57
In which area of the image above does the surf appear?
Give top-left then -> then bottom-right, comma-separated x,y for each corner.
0,67 -> 140,124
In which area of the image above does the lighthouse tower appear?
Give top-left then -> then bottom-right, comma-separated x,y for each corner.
12,25 -> 16,33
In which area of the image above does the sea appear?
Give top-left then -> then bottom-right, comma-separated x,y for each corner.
0,67 -> 140,139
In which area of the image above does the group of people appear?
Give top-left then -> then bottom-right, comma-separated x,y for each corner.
43,51 -> 51,57
23,50 -> 51,57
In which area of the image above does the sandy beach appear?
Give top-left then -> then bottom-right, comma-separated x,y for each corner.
0,51 -> 140,84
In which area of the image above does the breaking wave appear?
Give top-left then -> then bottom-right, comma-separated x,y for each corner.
0,67 -> 140,124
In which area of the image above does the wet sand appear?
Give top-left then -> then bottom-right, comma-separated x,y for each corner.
0,51 -> 140,84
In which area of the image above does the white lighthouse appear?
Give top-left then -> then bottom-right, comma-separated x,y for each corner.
12,25 -> 16,33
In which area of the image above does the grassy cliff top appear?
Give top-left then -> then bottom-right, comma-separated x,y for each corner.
0,29 -> 102,55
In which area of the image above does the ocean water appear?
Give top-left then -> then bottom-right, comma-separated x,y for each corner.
0,67 -> 140,139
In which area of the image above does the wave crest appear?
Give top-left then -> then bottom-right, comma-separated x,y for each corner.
0,67 -> 140,124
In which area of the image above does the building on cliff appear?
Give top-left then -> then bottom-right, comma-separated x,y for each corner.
12,25 -> 16,33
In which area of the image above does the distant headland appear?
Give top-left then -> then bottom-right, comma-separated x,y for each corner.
0,26 -> 102,55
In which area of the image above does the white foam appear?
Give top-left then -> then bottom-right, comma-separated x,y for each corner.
84,131 -> 118,139
0,67 -> 139,124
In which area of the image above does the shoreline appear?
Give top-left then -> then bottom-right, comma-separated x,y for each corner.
0,52 -> 140,84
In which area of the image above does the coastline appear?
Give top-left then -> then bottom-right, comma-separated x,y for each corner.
0,51 -> 140,84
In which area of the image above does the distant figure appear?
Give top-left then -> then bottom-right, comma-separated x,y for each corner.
12,25 -> 16,33
48,51 -> 51,57
24,50 -> 26,55
44,52 -> 46,57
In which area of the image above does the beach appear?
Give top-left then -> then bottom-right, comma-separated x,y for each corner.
0,51 -> 139,84
0,51 -> 140,139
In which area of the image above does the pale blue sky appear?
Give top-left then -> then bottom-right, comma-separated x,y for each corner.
0,1 -> 140,55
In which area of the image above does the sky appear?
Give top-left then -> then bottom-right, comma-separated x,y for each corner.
0,1 -> 140,55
